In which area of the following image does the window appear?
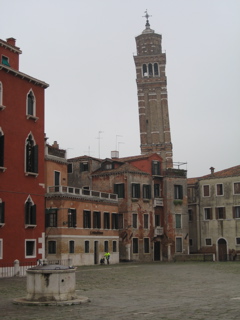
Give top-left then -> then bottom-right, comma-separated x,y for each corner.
48,241 -> 56,254
104,212 -> 110,229
234,183 -> 240,195
27,90 -> 35,116
83,210 -> 91,228
132,213 -> 137,228
132,183 -> 140,198
85,241 -> 90,253
236,238 -> 240,245
25,240 -> 36,257
0,82 -> 3,109
148,63 -> 153,76
143,185 -> 151,199
104,241 -> 108,252
175,214 -> 181,228
233,206 -> 240,219
132,238 -> 138,254
114,183 -> 125,198
142,64 -> 147,76
205,238 -> 212,246
2,56 -> 10,67
216,184 -> 223,196
152,161 -> 160,175
174,185 -> 183,199
93,211 -> 101,229
80,162 -> 89,172
54,171 -> 60,191
69,241 -> 74,253
154,184 -> 161,198
113,241 -> 117,252
175,237 -> 182,253
144,214 -> 149,229
216,207 -> 226,220
154,63 -> 159,76
189,239 -> 193,247
0,200 -> 4,224
112,213 -> 118,229
188,209 -> 193,222
25,134 -> 38,174
67,163 -> 73,173
25,198 -> 36,225
0,129 -> 4,167
204,208 -> 212,220
203,185 -> 210,197
155,214 -> 160,226
45,208 -> 57,227
0,239 -> 2,259
144,238 -> 150,253
68,209 -> 77,227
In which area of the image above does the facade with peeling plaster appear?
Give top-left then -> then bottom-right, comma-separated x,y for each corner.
45,143 -> 119,265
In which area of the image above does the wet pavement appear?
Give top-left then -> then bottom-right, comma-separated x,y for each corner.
1,261 -> 240,319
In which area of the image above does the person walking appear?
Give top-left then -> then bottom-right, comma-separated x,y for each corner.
104,251 -> 110,264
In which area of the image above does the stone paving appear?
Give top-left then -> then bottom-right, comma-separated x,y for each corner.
1,261 -> 240,320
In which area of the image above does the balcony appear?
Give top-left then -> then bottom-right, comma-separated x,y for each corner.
153,198 -> 164,207
154,226 -> 164,236
46,186 -> 118,202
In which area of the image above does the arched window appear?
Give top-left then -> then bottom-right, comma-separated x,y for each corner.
154,63 -> 159,76
25,196 -> 36,226
0,129 -> 4,167
0,198 -> 5,224
27,90 -> 35,116
148,63 -> 153,76
142,64 -> 148,77
0,82 -> 2,105
25,133 -> 38,174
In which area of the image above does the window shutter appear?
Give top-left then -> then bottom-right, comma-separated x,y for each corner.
73,210 -> 77,227
80,163 -> 83,172
33,145 -> 38,173
45,210 -> 50,227
0,134 -> 4,167
25,202 -> 29,224
32,205 -> 36,224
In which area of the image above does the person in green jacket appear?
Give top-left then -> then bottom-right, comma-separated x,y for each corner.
104,251 -> 110,264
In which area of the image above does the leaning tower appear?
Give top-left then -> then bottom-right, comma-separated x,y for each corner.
134,12 -> 173,169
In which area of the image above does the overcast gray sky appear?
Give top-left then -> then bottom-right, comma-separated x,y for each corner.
2,0 -> 240,177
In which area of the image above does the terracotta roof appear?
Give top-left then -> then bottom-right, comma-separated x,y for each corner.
68,155 -> 102,162
92,162 -> 149,176
187,165 -> 240,184
115,152 -> 162,162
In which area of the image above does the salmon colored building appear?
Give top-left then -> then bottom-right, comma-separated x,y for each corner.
0,37 -> 49,265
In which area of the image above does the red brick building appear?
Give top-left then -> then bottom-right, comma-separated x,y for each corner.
0,37 -> 49,265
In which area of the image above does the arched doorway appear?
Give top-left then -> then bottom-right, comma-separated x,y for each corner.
218,238 -> 227,261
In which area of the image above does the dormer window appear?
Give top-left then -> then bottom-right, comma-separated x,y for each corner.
2,56 -> 10,67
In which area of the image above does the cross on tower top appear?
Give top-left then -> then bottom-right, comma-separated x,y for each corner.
143,10 -> 152,27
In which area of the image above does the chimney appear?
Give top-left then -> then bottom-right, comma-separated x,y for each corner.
111,150 -> 119,159
210,167 -> 215,175
52,141 -> 59,149
6,37 -> 16,47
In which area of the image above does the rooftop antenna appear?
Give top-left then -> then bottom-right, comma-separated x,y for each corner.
97,131 -> 104,158
116,135 -> 123,150
118,141 -> 124,152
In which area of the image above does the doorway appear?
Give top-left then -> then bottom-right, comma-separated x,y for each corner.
94,241 -> 99,264
154,241 -> 161,261
218,238 -> 227,261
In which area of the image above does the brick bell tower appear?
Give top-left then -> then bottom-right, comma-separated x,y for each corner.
134,11 -> 173,169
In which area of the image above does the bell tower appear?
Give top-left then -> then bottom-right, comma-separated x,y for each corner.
134,11 -> 173,169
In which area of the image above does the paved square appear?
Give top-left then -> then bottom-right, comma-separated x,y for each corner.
1,262 -> 240,319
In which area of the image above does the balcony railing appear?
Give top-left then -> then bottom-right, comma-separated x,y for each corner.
47,186 -> 118,201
